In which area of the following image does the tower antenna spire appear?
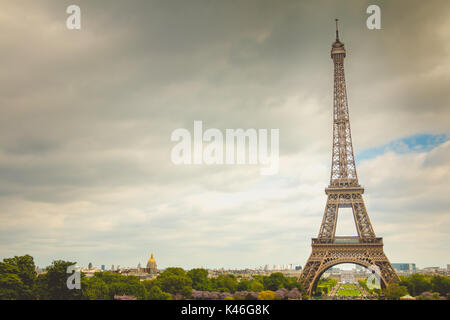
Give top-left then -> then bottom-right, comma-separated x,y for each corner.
335,18 -> 340,41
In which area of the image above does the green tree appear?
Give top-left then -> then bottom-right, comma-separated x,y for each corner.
35,260 -> 83,300
384,283 -> 409,300
86,273 -> 152,300
142,279 -> 157,292
147,285 -> 172,300
316,278 -> 337,295
249,280 -> 264,292
212,274 -> 238,293
91,271 -> 124,285
0,254 -> 37,299
108,278 -> 146,300
263,273 -> 286,291
160,267 -> 186,277
399,274 -> 431,296
420,292 -> 441,300
81,276 -> 109,300
155,268 -> 192,298
237,279 -> 250,291
430,275 -> 450,296
0,274 -> 30,300
34,273 -> 49,299
284,277 -> 302,291
187,268 -> 211,291
2,255 -> 36,290
258,290 -> 276,300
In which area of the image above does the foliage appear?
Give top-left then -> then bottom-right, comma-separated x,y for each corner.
258,290 -> 276,300
92,271 -> 124,285
251,273 -> 302,292
160,267 -> 186,277
262,273 -> 286,291
141,279 -> 157,292
155,268 -> 192,298
398,274 -> 430,296
0,273 -> 30,300
383,283 -> 409,300
249,280 -> 264,292
430,276 -> 450,296
274,288 -> 288,299
108,280 -> 146,300
417,291 -> 441,300
35,260 -> 84,300
358,279 -> 369,291
147,285 -> 172,300
89,272 -> 146,300
187,268 -> 211,291
398,274 -> 449,297
286,288 -> 302,300
0,255 -> 36,300
81,276 -> 109,300
237,279 -> 250,291
284,276 -> 302,291
4,254 -> 448,301
358,278 -> 380,295
317,278 -> 337,295
212,274 -> 238,293
274,288 -> 302,300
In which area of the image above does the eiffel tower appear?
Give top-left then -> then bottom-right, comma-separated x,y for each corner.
299,20 -> 399,295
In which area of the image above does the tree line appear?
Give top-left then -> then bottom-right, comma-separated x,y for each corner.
2,255 -> 448,300
382,274 -> 450,300
0,255 -> 303,300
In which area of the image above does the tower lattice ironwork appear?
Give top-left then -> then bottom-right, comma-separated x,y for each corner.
299,20 -> 399,296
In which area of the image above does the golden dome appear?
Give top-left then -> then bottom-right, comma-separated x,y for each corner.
148,253 -> 156,263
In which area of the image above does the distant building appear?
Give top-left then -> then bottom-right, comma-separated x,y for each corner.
392,263 -> 416,274
341,270 -> 355,283
145,253 -> 158,274
88,262 -> 93,270
328,267 -> 340,272
101,265 -> 105,271
420,267 -> 442,275
295,266 -> 302,271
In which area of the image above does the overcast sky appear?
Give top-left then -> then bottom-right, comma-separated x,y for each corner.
0,0 -> 449,270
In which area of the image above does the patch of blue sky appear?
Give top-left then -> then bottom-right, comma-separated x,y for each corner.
356,133 -> 448,161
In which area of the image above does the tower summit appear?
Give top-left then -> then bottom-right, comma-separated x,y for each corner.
330,18 -> 356,188
298,21 -> 399,295
331,19 -> 346,56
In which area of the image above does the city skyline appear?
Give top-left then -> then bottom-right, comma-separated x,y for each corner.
43,258 -> 442,274
0,1 -> 449,271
